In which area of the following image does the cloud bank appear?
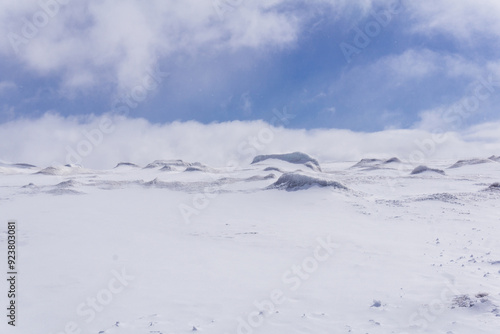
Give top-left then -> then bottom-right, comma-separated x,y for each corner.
1,113 -> 499,169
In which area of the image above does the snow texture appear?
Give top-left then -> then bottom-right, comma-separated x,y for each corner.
267,172 -> 347,191
411,165 -> 446,175
251,152 -> 322,171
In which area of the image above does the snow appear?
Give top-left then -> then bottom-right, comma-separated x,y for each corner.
411,165 -> 446,175
144,160 -> 204,170
487,182 -> 500,191
114,162 -> 140,168
251,152 -> 322,171
350,157 -> 404,170
267,173 -> 347,191
1,155 -> 499,334
448,158 -> 493,169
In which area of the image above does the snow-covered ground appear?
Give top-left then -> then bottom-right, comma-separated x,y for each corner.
1,153 -> 499,334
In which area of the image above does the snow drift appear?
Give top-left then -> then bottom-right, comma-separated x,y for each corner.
267,173 -> 347,191
411,165 -> 446,175
251,152 -> 322,171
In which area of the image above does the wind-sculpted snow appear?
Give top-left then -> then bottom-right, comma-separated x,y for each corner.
487,182 -> 500,191
383,157 -> 401,164
245,174 -> 275,182
184,165 -> 215,173
415,193 -> 461,204
160,165 -> 174,171
46,188 -> 84,195
449,158 -> 492,168
54,179 -> 80,188
142,173 -> 277,193
263,166 -> 284,173
36,165 -> 92,176
351,157 -> 402,169
251,152 -> 322,171
351,158 -> 383,168
0,162 -> 38,175
144,159 -> 205,170
411,165 -> 446,175
267,172 -> 347,191
114,162 -> 140,168
0,161 -> 36,169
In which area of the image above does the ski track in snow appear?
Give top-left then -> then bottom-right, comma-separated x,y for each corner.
0,155 -> 499,333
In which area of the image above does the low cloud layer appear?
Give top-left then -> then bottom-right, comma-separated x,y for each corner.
1,113 -> 499,169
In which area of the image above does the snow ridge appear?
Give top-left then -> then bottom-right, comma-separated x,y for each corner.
267,172 -> 347,191
251,152 -> 322,171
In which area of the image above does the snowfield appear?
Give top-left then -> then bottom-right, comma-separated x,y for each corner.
1,153 -> 499,334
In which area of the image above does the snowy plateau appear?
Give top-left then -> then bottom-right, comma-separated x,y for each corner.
0,152 -> 499,334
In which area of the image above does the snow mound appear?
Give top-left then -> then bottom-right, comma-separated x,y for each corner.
143,178 -> 183,190
267,173 -> 347,191
383,157 -> 401,164
449,158 -> 492,168
251,152 -> 321,171
114,162 -> 140,168
0,162 -> 38,174
486,182 -> 500,191
245,174 -> 275,182
184,166 -> 213,172
263,166 -> 284,173
351,157 -> 401,169
411,165 -> 446,175
55,180 -> 79,188
160,165 -> 174,171
416,193 -> 460,204
351,158 -> 384,168
488,155 -> 500,162
45,188 -> 83,195
0,161 -> 37,169
144,159 -> 203,169
13,163 -> 37,168
37,166 -> 80,175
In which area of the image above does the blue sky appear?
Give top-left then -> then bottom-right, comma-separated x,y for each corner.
1,0 -> 500,132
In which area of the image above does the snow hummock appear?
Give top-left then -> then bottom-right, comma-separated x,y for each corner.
351,157 -> 402,169
487,182 -> 500,191
411,165 -> 446,175
351,158 -> 383,168
36,165 -> 85,175
383,157 -> 401,164
263,166 -> 284,173
144,159 -> 204,170
114,162 -> 140,168
449,158 -> 492,168
251,152 -> 322,171
267,172 -> 347,191
13,162 -> 37,168
244,174 -> 275,182
184,165 -> 214,173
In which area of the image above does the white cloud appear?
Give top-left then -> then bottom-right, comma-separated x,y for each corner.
413,70 -> 500,131
0,0 -> 407,94
0,0 -> 308,92
380,49 -> 439,79
0,113 -> 499,169
407,0 -> 500,42
326,48 -> 487,114
369,49 -> 484,81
